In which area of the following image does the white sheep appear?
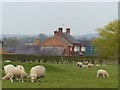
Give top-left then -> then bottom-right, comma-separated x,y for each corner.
3,64 -> 15,75
76,62 -> 83,68
5,60 -> 11,62
96,64 -> 100,67
16,65 -> 25,71
2,65 -> 27,82
30,65 -> 46,82
97,69 -> 109,78
87,63 -> 94,68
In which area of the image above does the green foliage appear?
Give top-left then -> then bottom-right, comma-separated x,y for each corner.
19,36 -> 36,45
2,54 -> 117,64
3,37 -> 23,48
37,33 -> 48,41
92,19 -> 118,59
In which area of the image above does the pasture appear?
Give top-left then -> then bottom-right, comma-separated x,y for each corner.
2,61 -> 118,88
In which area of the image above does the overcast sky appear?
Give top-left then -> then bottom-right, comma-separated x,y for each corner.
1,2 -> 118,35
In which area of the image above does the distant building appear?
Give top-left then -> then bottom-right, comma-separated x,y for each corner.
40,27 -> 82,56
15,27 -> 83,56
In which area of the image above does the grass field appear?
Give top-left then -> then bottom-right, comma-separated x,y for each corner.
2,61 -> 118,88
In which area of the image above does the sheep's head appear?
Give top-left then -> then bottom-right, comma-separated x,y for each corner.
31,76 -> 37,82
105,72 -> 110,78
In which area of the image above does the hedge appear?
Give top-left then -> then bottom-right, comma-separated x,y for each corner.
1,54 -> 117,64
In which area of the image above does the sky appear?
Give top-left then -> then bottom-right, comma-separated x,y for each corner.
1,1 -> 118,35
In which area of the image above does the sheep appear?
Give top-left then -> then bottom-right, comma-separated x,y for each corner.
16,65 -> 25,71
96,64 -> 100,67
2,65 -> 28,82
30,65 -> 46,82
5,60 -> 11,62
87,63 -> 94,68
103,64 -> 106,66
82,65 -> 87,67
97,69 -> 109,78
3,64 -> 16,75
76,62 -> 83,68
16,65 -> 26,81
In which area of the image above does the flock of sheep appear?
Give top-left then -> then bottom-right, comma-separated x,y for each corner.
2,61 -> 109,83
2,64 -> 46,82
76,61 -> 110,78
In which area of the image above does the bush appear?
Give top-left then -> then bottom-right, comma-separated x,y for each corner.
2,54 -> 117,64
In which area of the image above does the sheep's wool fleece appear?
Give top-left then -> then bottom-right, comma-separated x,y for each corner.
12,68 -> 26,77
16,65 -> 25,71
97,69 -> 107,74
30,65 -> 46,77
4,65 -> 15,74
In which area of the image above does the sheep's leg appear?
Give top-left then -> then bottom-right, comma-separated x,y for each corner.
10,78 -> 13,82
103,74 -> 105,78
21,77 -> 24,82
97,73 -> 99,78
31,80 -> 34,82
18,78 -> 21,82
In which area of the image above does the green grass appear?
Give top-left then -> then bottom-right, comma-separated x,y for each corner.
2,62 -> 118,88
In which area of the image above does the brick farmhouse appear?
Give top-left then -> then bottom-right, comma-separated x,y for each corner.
39,27 -> 82,56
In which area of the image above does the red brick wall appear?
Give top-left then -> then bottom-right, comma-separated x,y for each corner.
41,36 -> 70,56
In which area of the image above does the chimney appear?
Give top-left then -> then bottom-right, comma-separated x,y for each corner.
54,31 -> 59,36
66,28 -> 70,34
58,27 -> 63,33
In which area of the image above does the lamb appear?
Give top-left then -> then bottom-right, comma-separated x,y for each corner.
87,63 -> 94,68
76,62 -> 83,68
30,65 -> 46,82
97,69 -> 109,78
2,64 -> 28,82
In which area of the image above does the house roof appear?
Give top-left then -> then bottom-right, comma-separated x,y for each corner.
15,45 -> 65,56
39,47 -> 65,56
4,48 -> 16,53
15,45 -> 40,55
59,36 -> 72,46
62,33 -> 80,44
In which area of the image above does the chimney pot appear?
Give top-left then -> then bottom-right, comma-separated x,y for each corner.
66,28 -> 70,34
58,27 -> 63,33
54,31 -> 59,36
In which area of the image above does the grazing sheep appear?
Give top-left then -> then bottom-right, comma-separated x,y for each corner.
103,64 -> 106,66
30,65 -> 46,82
82,65 -> 87,67
5,60 -> 11,62
96,64 -> 100,67
16,65 -> 25,71
87,63 -> 94,68
76,62 -> 83,68
97,69 -> 109,78
2,65 -> 27,82
3,64 -> 15,75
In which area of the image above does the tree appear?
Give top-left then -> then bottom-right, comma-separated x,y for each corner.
91,19 -> 118,59
37,33 -> 48,41
3,37 -> 23,48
